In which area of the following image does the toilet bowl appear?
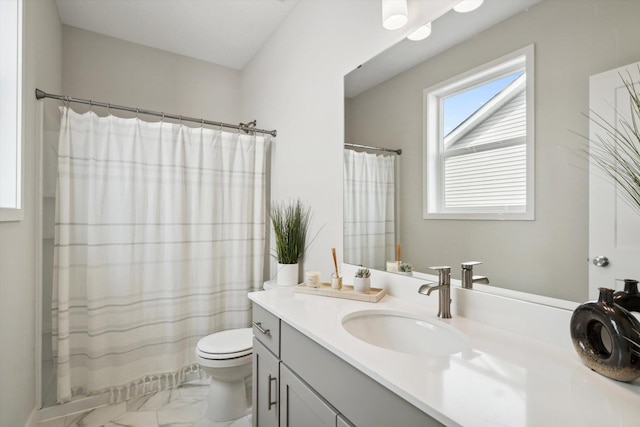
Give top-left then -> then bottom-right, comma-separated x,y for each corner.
195,327 -> 253,422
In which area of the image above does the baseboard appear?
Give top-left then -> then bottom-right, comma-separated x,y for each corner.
39,394 -> 110,422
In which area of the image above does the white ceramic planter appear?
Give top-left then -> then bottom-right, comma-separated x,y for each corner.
277,263 -> 299,287
353,277 -> 371,293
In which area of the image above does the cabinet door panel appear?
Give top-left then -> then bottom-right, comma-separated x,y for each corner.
280,364 -> 337,427
253,338 -> 280,427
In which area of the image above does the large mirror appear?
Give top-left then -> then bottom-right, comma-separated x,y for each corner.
344,0 -> 640,302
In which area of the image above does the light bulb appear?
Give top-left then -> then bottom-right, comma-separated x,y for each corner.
407,22 -> 432,41
382,0 -> 408,30
453,0 -> 484,13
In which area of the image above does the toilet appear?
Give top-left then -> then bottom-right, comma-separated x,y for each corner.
195,328 -> 253,422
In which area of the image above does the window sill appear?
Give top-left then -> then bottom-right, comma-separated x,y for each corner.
424,211 -> 534,221
0,208 -> 24,222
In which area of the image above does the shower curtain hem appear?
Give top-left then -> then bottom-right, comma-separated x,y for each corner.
60,363 -> 201,405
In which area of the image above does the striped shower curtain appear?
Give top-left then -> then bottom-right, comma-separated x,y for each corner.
343,149 -> 396,270
52,107 -> 269,403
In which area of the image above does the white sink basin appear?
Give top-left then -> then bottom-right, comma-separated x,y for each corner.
342,310 -> 470,357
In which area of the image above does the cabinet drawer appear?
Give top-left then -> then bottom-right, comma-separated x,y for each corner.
252,303 -> 280,357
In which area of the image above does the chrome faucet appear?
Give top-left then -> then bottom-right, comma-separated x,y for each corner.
461,261 -> 489,289
418,266 -> 451,318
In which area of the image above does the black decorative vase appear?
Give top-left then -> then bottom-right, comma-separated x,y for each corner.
613,279 -> 640,313
570,287 -> 640,382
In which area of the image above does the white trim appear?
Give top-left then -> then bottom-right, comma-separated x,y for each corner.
0,207 -> 24,221
423,44 -> 535,220
0,0 -> 23,220
35,102 -> 44,410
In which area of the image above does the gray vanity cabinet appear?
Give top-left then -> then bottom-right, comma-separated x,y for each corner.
280,364 -> 338,427
253,338 -> 280,427
251,303 -> 438,427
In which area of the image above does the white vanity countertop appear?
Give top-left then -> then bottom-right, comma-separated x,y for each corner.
248,289 -> 640,427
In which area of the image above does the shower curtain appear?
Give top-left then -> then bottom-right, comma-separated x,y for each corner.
343,149 -> 396,270
52,107 -> 269,403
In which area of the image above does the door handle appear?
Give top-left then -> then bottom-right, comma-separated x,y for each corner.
592,256 -> 610,267
268,374 -> 277,410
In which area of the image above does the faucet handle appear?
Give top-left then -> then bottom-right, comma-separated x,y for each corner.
429,265 -> 451,272
461,261 -> 482,269
429,266 -> 451,286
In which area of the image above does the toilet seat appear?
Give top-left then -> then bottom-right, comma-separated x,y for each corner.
196,327 -> 253,361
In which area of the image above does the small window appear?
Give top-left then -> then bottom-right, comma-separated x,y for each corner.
0,0 -> 23,221
424,45 -> 534,220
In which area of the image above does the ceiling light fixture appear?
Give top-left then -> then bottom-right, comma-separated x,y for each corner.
407,22 -> 432,41
382,0 -> 408,30
453,0 -> 484,13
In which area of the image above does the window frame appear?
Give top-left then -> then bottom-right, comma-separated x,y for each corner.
423,44 -> 535,221
0,0 -> 23,221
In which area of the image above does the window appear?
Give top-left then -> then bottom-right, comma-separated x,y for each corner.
424,45 -> 534,220
0,0 -> 23,221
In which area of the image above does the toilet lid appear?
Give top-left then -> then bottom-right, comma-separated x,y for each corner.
197,328 -> 253,359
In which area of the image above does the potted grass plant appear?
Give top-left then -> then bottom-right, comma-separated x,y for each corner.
271,199 -> 312,286
586,70 -> 640,215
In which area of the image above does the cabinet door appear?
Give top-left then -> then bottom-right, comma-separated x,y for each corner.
253,338 -> 280,427
280,364 -> 337,427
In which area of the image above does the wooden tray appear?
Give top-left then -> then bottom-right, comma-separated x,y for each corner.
294,282 -> 385,303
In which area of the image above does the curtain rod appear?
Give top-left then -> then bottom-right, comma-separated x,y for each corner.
344,142 -> 402,155
35,89 -> 277,137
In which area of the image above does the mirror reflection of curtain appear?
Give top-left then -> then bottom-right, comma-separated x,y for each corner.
343,149 -> 396,269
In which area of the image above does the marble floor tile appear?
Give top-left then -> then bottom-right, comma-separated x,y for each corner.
127,388 -> 181,412
191,414 -> 251,427
104,411 -> 158,427
177,382 -> 210,399
37,380 -> 251,427
156,397 -> 207,426
36,417 -> 66,427
64,402 -> 127,427
228,415 -> 252,427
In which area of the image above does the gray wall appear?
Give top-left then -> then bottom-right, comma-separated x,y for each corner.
0,0 -> 62,425
241,0 -> 457,281
346,0 -> 640,302
62,25 -> 242,123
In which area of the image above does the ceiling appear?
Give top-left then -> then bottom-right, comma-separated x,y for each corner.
345,0 -> 540,98
55,0 -> 540,85
55,0 -> 299,70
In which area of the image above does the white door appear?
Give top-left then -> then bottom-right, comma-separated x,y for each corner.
589,62 -> 640,300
